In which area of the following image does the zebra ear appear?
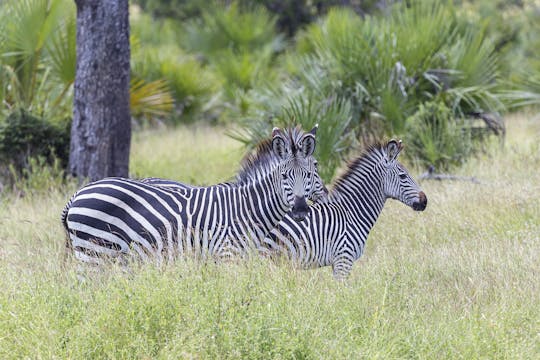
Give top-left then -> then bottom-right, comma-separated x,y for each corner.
309,124 -> 318,136
386,139 -> 402,161
300,132 -> 316,157
272,127 -> 289,160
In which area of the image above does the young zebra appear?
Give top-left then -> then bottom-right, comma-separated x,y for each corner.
62,126 -> 328,265
260,139 -> 427,280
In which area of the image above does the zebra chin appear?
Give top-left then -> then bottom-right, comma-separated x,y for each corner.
290,196 -> 310,222
412,191 -> 428,211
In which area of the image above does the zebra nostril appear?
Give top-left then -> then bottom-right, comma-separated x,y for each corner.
413,191 -> 427,211
419,191 -> 427,204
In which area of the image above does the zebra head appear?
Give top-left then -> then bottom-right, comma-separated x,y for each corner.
272,125 -> 328,221
382,140 -> 427,211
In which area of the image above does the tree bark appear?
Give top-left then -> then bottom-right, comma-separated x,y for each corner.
69,0 -> 131,182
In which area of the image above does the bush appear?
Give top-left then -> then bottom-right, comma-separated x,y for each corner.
0,0 -> 75,120
234,0 -> 507,172
229,77 -> 355,183
0,109 -> 70,175
404,102 -> 473,171
131,11 -> 221,123
133,0 -> 387,36
182,1 -> 283,100
133,0 -> 203,21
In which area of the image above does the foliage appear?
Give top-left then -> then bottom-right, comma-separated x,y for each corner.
131,46 -> 221,122
182,1 -> 283,98
133,0 -> 204,20
456,0 -> 540,77
500,73 -> 540,111
0,1 -> 177,126
131,12 -> 221,123
130,77 -> 174,123
232,0 -> 508,171
133,0 -> 388,36
404,102 -> 473,170
0,0 -> 75,119
0,109 -> 70,177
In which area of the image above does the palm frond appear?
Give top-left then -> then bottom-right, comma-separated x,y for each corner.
130,78 -> 175,121
46,12 -> 76,86
1,0 -> 72,107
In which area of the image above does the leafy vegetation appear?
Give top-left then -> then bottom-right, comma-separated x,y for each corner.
404,101 -> 473,170
2,0 -> 539,176
0,109 -> 70,184
182,1 -> 283,98
0,0 -> 74,118
230,0 -> 513,178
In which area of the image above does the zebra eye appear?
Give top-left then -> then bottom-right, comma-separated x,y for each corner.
281,172 -> 288,180
399,173 -> 407,179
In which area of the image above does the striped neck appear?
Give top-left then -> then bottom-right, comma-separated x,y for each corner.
238,166 -> 291,236
330,147 -> 387,234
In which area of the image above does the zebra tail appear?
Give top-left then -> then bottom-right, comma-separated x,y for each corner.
61,191 -> 78,257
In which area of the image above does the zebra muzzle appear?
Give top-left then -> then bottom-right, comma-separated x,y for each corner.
291,196 -> 310,222
412,191 -> 427,211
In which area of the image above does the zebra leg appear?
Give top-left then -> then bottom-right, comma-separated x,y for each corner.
332,257 -> 354,281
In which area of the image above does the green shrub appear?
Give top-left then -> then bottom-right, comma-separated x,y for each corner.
0,109 -> 70,175
133,0 -> 204,21
182,2 -> 279,54
133,0 -> 386,37
404,102 -> 473,171
229,77 -> 355,183
131,45 -> 222,123
182,1 -> 282,101
0,0 -> 75,119
131,10 -> 222,123
238,0 -> 508,171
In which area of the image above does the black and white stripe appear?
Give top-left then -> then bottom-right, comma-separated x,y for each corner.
261,140 -> 428,279
62,126 -> 328,264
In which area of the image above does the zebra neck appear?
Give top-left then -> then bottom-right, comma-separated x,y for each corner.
331,162 -> 386,234
237,170 -> 290,235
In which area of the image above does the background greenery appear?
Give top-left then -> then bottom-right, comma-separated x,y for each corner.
0,0 -> 539,184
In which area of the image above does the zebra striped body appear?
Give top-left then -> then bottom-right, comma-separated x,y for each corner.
261,140 -> 427,279
63,126 -> 328,264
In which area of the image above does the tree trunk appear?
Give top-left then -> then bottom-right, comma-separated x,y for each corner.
69,0 -> 131,182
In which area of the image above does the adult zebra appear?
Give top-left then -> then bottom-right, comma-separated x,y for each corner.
260,139 -> 427,280
62,126 -> 328,264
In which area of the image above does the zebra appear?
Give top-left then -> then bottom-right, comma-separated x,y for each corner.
260,139 -> 428,280
62,126 -> 328,265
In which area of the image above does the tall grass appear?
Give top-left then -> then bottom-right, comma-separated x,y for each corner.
0,116 -> 538,358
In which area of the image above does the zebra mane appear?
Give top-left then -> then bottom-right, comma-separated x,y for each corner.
235,126 -> 307,185
331,141 -> 388,193
235,138 -> 277,185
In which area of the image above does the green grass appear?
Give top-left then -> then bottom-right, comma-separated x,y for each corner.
0,117 -> 539,358
130,125 -> 244,185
